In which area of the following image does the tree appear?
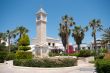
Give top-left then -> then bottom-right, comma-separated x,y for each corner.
101,40 -> 108,49
102,27 -> 110,49
18,33 -> 30,46
6,30 -> 17,52
72,25 -> 88,51
89,19 -> 102,55
102,27 -> 110,42
18,34 -> 30,51
16,26 -> 28,39
58,15 -> 75,52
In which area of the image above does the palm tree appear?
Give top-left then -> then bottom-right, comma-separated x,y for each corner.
16,26 -> 28,39
6,30 -> 11,52
101,39 -> 108,48
102,27 -> 110,42
102,27 -> 110,50
89,19 -> 102,55
6,30 -> 17,52
72,25 -> 88,51
59,15 -> 75,52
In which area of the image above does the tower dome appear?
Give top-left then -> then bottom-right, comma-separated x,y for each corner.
36,8 -> 47,15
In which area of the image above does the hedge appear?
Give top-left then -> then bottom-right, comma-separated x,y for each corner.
18,46 -> 31,51
49,52 -> 61,57
65,52 -> 80,56
16,51 -> 32,59
0,44 -> 8,51
13,58 -> 77,67
95,59 -> 110,73
49,50 -> 92,57
6,53 -> 16,61
0,52 -> 8,63
78,50 -> 92,57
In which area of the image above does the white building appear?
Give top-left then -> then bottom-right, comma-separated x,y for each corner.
1,40 -> 8,46
73,43 -> 90,51
31,8 -> 64,57
90,39 -> 110,50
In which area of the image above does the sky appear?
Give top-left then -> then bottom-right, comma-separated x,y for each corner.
0,0 -> 110,44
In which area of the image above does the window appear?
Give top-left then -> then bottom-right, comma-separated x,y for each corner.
82,47 -> 85,50
48,43 -> 51,46
52,43 -> 55,47
88,47 -> 90,50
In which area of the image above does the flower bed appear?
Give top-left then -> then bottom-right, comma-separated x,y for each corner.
13,57 -> 77,67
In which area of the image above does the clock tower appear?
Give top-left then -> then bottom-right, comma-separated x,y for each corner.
36,8 -> 47,46
35,8 -> 48,57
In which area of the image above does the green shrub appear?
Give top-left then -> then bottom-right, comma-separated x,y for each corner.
61,52 -> 79,57
95,59 -> 110,73
18,34 -> 30,46
69,52 -> 80,57
95,53 -> 105,59
50,49 -> 63,54
6,53 -> 16,60
18,46 -> 31,51
16,51 -> 32,59
78,50 -> 92,57
99,48 -> 108,53
91,50 -> 96,56
0,44 -> 8,51
13,58 -> 77,67
0,52 -> 8,63
49,52 -> 61,57
10,45 -> 18,53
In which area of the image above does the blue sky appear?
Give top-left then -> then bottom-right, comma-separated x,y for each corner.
0,0 -> 110,44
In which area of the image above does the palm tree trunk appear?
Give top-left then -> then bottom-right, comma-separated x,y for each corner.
77,44 -> 80,51
94,33 -> 98,58
66,43 -> 68,53
66,32 -> 69,55
67,40 -> 69,55
8,36 -> 10,53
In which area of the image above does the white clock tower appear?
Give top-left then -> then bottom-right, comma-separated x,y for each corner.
35,8 -> 48,57
36,8 -> 47,46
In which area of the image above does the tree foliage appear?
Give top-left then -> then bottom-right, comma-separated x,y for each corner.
102,27 -> 110,42
89,19 -> 102,55
15,26 -> 28,39
72,25 -> 88,51
18,34 -> 30,46
59,15 -> 75,51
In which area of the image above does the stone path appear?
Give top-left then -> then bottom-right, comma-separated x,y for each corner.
0,59 -> 96,73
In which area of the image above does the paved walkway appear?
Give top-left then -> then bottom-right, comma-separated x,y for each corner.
0,59 -> 96,73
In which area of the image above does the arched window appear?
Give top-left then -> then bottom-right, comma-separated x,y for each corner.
52,43 -> 55,47
48,43 -> 51,46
